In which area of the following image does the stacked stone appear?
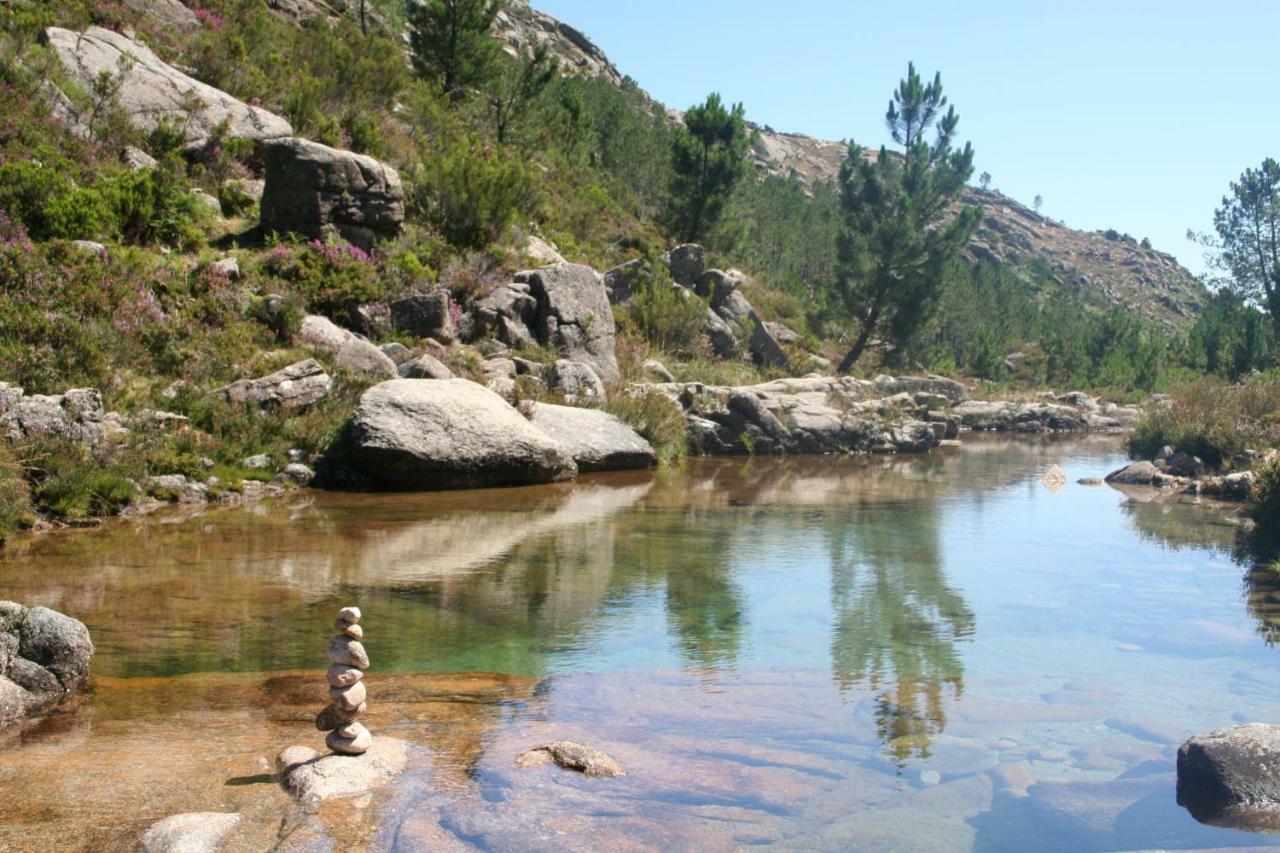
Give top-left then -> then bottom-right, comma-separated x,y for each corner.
317,606 -> 372,755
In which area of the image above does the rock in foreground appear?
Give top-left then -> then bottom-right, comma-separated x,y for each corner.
282,736 -> 410,806
525,403 -> 655,472
1178,724 -> 1280,827
141,812 -> 241,853
0,602 -> 94,727
350,379 -> 577,490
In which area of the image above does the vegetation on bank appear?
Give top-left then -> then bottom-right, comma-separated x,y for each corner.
1128,375 -> 1280,468
0,0 -> 1277,545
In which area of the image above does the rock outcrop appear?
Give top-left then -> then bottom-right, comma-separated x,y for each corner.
0,602 -> 94,727
299,315 -> 398,379
519,263 -> 620,383
0,386 -> 122,447
390,291 -> 456,343
525,403 -> 656,472
219,359 -> 332,409
348,379 -> 577,490
260,138 -> 404,248
650,376 -> 948,457
43,27 -> 292,147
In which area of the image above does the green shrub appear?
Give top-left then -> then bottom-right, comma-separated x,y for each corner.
260,241 -> 385,330
410,139 -> 538,249
1129,375 -> 1280,468
0,446 -> 33,545
615,264 -> 710,359
1250,458 -> 1280,521
604,390 -> 688,467
18,441 -> 136,522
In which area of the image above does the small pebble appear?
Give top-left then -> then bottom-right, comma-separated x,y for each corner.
337,721 -> 365,739
326,724 -> 372,755
337,606 -> 361,625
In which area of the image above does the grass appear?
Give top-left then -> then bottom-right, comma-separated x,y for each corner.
1128,375 -> 1280,469
604,390 -> 688,467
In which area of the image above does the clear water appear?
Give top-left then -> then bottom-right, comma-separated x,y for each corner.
1,434 -> 1277,851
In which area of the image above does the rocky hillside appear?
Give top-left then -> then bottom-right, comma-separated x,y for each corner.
496,1 -> 1208,328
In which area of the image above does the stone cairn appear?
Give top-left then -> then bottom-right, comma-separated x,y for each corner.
317,606 -> 372,755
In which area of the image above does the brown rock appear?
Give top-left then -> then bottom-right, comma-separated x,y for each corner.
329,680 -> 367,711
327,636 -> 369,669
326,665 -> 363,688
516,741 -> 625,778
315,701 -> 365,731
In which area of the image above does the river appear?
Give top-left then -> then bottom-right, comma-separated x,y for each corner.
0,435 -> 1274,851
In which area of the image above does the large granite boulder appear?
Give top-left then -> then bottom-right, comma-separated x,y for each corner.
219,359 -> 332,409
349,379 -> 577,490
517,263 -> 619,383
299,315 -> 397,380
43,27 -> 291,147
1178,724 -> 1280,825
390,291 -> 455,343
0,602 -> 94,727
525,403 -> 655,472
260,138 -> 404,248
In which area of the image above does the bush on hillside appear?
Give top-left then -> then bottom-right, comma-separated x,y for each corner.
615,265 -> 709,359
409,140 -> 538,249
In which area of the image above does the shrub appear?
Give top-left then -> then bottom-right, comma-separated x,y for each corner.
0,445 -> 33,545
260,240 -> 385,330
1247,457 -> 1280,557
17,440 -> 136,522
615,264 -> 709,359
1128,376 -> 1280,468
410,139 -> 538,249
605,390 -> 688,467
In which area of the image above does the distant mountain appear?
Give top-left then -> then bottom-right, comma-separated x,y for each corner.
496,0 -> 1208,327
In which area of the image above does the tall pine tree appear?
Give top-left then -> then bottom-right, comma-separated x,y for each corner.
665,93 -> 747,244
1210,158 -> 1280,339
406,0 -> 501,100
834,63 -> 979,373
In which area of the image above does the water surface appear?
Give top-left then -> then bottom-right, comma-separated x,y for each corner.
0,435 -> 1276,851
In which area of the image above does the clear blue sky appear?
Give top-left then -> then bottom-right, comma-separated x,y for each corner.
535,0 -> 1279,275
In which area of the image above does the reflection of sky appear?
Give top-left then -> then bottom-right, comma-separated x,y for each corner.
547,443 -> 1274,743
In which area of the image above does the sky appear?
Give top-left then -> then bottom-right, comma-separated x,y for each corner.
535,0 -> 1279,276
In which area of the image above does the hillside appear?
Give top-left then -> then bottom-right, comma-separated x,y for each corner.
495,0 -> 1207,327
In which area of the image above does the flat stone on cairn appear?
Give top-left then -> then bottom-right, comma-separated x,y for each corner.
318,606 -> 372,755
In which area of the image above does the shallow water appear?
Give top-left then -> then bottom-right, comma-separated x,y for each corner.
1,435 -> 1278,851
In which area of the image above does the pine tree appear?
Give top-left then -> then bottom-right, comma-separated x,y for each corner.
979,171 -> 991,191
665,93 -> 748,244
406,0 -> 502,100
833,63 -> 979,373
488,43 -> 559,145
1211,158 -> 1280,338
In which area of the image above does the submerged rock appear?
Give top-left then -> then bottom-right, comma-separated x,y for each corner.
349,379 -> 577,490
141,812 -> 241,853
516,741 -> 625,778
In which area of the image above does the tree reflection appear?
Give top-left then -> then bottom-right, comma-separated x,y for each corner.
827,501 -> 974,762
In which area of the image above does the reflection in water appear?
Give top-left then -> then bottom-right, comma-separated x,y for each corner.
826,502 -> 974,761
